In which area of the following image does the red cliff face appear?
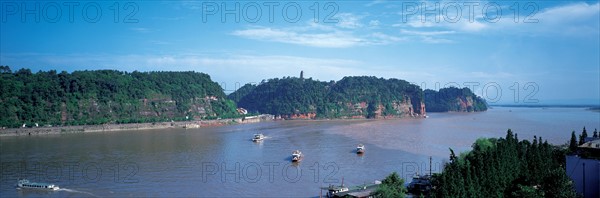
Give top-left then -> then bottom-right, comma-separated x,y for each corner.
455,96 -> 475,112
281,113 -> 317,120
279,95 -> 426,119
420,101 -> 427,117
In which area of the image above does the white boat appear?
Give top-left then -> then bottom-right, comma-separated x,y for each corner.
252,133 -> 265,142
292,150 -> 303,162
356,144 -> 365,154
17,179 -> 60,191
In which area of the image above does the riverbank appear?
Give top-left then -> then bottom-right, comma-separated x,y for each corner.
0,113 -> 431,137
0,114 -> 275,137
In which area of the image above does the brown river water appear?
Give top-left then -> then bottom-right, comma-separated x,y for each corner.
1,107 -> 598,197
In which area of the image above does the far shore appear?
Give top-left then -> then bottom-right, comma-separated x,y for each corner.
0,113 -> 434,137
0,115 -> 275,137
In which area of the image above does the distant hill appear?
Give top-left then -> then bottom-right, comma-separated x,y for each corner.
231,76 -> 430,119
0,67 -> 238,128
0,66 -> 488,128
424,87 -> 488,112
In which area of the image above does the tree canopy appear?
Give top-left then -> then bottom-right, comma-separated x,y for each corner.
424,87 -> 488,112
231,77 -> 486,118
0,66 -> 238,127
432,129 -> 576,198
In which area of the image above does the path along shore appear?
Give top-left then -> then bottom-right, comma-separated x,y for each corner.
0,115 -> 274,137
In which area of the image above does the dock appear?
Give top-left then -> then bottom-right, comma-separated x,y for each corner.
322,182 -> 381,198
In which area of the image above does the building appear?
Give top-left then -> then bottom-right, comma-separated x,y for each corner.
566,138 -> 600,198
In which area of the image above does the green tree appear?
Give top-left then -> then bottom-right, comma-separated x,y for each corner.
0,65 -> 11,73
0,69 -> 240,127
579,127 -> 588,145
569,131 -> 578,152
510,184 -> 545,198
367,100 -> 378,118
433,130 -> 577,198
375,172 -> 406,198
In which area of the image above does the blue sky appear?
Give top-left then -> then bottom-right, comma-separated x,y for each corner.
1,0 -> 599,104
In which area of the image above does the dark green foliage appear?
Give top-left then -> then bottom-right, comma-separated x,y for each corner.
572,128 -> 600,159
593,128 -> 598,138
375,172 -> 406,198
424,87 -> 487,112
432,129 -> 577,198
230,76 -> 427,118
234,77 -> 328,115
227,83 -> 256,103
569,131 -> 578,152
0,65 -> 11,73
0,67 -> 238,127
579,127 -> 588,145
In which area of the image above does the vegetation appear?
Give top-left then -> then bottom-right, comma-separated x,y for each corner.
0,66 -> 239,128
231,76 -> 428,118
431,129 -> 577,198
375,172 -> 407,198
227,83 -> 257,103
571,127 -> 600,160
235,77 -> 329,116
424,87 -> 488,112
1,67 -> 489,127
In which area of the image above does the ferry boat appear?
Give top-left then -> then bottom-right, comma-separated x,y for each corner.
407,156 -> 434,195
323,183 -> 349,197
321,179 -> 381,198
291,150 -> 303,162
407,173 -> 432,194
17,179 -> 60,191
252,133 -> 265,142
356,144 -> 365,154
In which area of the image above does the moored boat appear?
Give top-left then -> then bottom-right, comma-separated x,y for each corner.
407,173 -> 432,194
320,179 -> 381,198
292,150 -> 303,162
252,133 -> 265,142
17,179 -> 59,191
356,144 -> 365,154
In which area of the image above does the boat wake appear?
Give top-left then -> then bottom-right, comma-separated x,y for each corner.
58,188 -> 100,197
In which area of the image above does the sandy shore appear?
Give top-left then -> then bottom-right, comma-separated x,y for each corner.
0,115 -> 274,137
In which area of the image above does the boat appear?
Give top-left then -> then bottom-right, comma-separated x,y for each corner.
17,179 -> 60,191
320,179 -> 381,198
291,150 -> 303,162
407,173 -> 432,195
356,144 -> 365,154
322,184 -> 349,197
407,156 -> 434,195
252,133 -> 265,142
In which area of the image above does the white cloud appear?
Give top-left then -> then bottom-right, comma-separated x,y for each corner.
392,1 -> 599,37
365,0 -> 387,7
400,29 -> 455,36
130,27 -> 152,33
493,2 -> 600,36
370,32 -> 407,44
335,13 -> 364,29
421,36 -> 453,44
369,20 -> 381,27
231,27 -> 362,48
232,21 -> 408,48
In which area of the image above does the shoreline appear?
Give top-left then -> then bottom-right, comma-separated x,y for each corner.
0,114 -> 435,137
0,115 -> 275,137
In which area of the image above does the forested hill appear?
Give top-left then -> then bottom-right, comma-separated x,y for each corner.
424,87 -> 488,112
231,76 -> 427,119
0,67 -> 238,128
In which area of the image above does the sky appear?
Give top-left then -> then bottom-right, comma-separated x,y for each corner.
1,0 -> 599,105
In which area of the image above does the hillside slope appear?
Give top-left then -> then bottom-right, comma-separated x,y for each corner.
0,68 -> 238,128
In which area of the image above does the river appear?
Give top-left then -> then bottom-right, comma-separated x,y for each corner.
1,107 -> 598,197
